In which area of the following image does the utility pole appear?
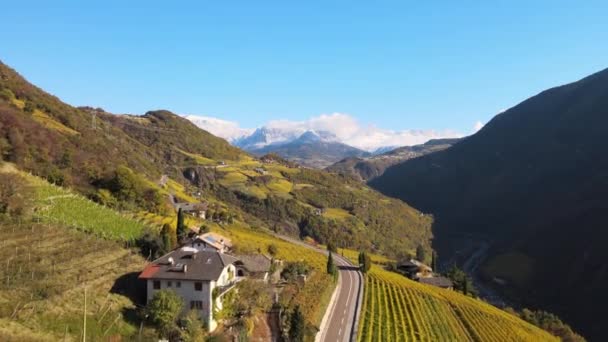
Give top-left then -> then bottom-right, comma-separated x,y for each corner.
91,111 -> 97,130
83,285 -> 87,342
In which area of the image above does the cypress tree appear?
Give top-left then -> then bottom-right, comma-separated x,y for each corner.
176,208 -> 185,240
416,245 -> 426,262
289,305 -> 305,342
327,251 -> 336,276
360,251 -> 371,274
160,223 -> 175,252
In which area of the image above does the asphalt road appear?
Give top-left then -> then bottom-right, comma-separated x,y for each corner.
319,254 -> 362,342
274,234 -> 363,342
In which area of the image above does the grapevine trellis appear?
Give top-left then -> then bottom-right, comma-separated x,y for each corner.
357,267 -> 559,342
31,176 -> 148,241
0,222 -> 147,340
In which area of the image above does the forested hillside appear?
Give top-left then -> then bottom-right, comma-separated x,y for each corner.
370,67 -> 608,341
327,138 -> 459,181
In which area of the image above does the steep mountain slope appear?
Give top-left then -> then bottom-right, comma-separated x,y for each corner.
370,68 -> 608,340
327,138 -> 459,181
248,131 -> 371,168
0,60 -> 432,258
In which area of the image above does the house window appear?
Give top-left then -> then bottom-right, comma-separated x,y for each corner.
194,282 -> 203,291
190,301 -> 203,310
167,281 -> 172,287
153,280 -> 160,290
176,281 -> 181,288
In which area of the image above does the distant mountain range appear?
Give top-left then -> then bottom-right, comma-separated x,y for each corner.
186,115 -> 462,168
327,138 -> 460,181
236,128 -> 371,168
370,67 -> 608,341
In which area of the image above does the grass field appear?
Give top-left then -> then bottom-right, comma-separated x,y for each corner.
176,148 -> 216,165
357,267 -> 557,342
31,109 -> 80,136
322,208 -> 353,220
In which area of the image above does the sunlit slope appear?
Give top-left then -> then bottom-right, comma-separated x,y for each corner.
358,267 -> 557,342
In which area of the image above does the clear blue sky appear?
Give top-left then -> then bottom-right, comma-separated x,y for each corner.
2,1 -> 607,132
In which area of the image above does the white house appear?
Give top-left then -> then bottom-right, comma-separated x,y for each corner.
190,232 -> 232,254
139,247 -> 238,331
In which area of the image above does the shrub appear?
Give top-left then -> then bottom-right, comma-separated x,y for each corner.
146,289 -> 183,337
0,172 -> 32,218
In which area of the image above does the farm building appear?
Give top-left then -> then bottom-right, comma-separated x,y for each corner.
139,247 -> 239,332
190,232 -> 232,254
234,254 -> 273,282
419,276 -> 454,290
175,202 -> 208,219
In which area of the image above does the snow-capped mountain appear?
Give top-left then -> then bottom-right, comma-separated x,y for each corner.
185,113 -> 463,168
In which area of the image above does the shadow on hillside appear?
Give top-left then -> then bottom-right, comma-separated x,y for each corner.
111,272 -> 147,305
111,272 -> 147,326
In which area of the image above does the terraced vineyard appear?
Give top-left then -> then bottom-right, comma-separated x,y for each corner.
358,267 -> 557,342
0,223 -> 147,341
15,169 -> 148,241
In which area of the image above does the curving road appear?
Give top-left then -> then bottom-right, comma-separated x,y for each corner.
274,234 -> 363,342
318,254 -> 362,342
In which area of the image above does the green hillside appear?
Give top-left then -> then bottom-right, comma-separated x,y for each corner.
0,60 -> 433,258
370,67 -> 608,340
0,166 -> 150,341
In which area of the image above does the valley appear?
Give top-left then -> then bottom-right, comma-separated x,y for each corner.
370,67 -> 608,341
0,59 -> 574,341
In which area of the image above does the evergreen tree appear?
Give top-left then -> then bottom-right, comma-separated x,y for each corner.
267,243 -> 278,257
327,251 -> 336,276
416,245 -> 426,262
176,208 -> 186,240
289,305 -> 305,342
326,241 -> 336,253
359,251 -> 371,274
160,223 -> 176,252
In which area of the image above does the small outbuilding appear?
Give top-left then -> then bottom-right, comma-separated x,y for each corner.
419,276 -> 454,290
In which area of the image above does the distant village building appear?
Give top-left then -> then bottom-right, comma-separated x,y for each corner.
139,247 -> 239,331
397,259 -> 433,279
313,207 -> 326,216
234,254 -> 272,282
254,167 -> 268,175
190,232 -> 232,254
419,276 -> 454,290
176,202 -> 208,219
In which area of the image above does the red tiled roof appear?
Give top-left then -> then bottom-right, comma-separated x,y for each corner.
138,264 -> 160,279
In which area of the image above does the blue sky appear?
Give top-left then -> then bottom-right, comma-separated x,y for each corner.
2,1 -> 607,134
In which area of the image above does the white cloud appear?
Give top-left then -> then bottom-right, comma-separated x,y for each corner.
473,121 -> 484,132
187,112 -> 463,151
184,115 -> 254,141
